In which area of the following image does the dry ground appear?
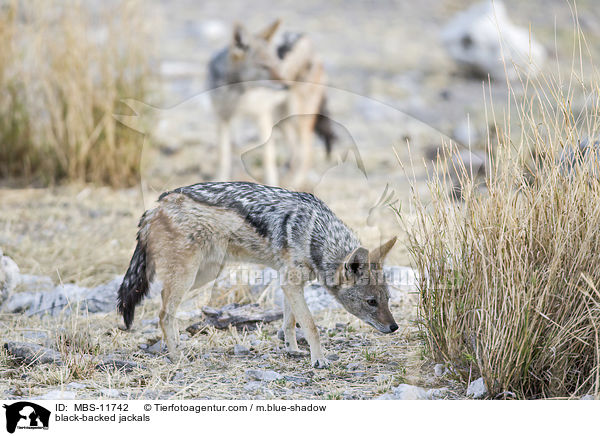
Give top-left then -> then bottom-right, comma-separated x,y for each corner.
2,0 -> 598,399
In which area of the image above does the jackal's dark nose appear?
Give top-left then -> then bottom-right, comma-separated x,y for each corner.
389,323 -> 399,333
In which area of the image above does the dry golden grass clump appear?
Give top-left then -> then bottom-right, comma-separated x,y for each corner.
0,0 -> 155,186
405,32 -> 600,398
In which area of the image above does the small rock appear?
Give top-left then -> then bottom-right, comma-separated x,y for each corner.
171,371 -> 185,383
0,252 -> 20,305
244,381 -> 264,392
100,389 -> 121,398
347,362 -> 362,371
201,303 -> 282,330
434,364 -> 446,377
245,369 -> 283,382
283,375 -> 311,384
376,384 -> 447,400
22,331 -> 49,342
33,390 -> 77,400
96,356 -> 146,373
146,340 -> 167,355
467,377 -> 488,399
581,395 -> 597,400
326,353 -> 339,361
374,375 -> 390,383
186,321 -> 208,336
66,382 -> 87,390
234,344 -> 250,356
179,333 -> 190,342
4,342 -> 62,365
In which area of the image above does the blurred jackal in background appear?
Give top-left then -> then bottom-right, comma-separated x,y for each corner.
117,182 -> 397,368
207,20 -> 335,188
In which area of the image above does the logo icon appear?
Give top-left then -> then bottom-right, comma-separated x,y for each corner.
3,402 -> 50,433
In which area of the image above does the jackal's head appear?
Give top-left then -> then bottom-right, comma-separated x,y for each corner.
228,19 -> 284,84
328,237 -> 399,334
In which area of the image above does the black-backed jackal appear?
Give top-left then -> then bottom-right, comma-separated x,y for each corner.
207,20 -> 335,188
117,182 -> 398,368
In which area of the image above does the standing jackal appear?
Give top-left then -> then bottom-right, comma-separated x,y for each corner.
208,20 -> 335,188
117,182 -> 398,368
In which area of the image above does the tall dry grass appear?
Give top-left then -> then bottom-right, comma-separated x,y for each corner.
0,0 -> 155,186
404,21 -> 600,398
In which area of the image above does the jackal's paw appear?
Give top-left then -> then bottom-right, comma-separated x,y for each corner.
312,357 -> 330,369
167,351 -> 188,364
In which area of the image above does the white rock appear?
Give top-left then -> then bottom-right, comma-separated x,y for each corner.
3,276 -> 122,316
434,364 -> 446,377
376,384 -> 447,400
66,382 -> 87,390
100,389 -> 121,398
441,1 -> 546,80
33,390 -> 77,400
0,251 -> 20,305
580,395 -> 597,400
467,377 -> 488,399
245,369 -> 283,382
234,344 -> 250,356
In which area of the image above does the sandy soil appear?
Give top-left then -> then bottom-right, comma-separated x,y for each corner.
1,0 -> 598,399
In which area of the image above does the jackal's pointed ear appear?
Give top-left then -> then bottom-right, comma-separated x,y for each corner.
339,247 -> 369,281
231,23 -> 249,58
257,19 -> 281,42
370,237 -> 397,264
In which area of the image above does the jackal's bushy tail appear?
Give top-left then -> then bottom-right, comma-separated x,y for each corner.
315,97 -> 336,157
117,212 -> 154,329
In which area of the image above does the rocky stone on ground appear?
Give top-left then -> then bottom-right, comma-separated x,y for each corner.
95,356 -> 146,372
3,342 -> 63,365
467,377 -> 488,399
189,303 -> 283,331
32,390 -> 77,400
441,1 -> 546,80
376,384 -> 448,400
3,276 -> 122,317
434,363 -> 446,377
0,249 -> 20,306
245,369 -> 283,382
233,344 -> 250,356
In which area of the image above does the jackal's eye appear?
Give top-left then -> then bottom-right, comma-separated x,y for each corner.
367,298 -> 378,307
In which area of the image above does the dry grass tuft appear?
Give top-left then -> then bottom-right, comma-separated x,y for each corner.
404,20 -> 600,398
0,0 -> 155,187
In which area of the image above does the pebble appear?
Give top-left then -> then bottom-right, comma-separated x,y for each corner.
100,389 -> 121,398
434,364 -> 446,377
33,390 -> 77,400
466,377 -> 488,399
245,369 -> 283,382
234,344 -> 250,356
3,342 -> 63,365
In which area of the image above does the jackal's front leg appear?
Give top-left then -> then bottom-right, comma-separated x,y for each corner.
282,284 -> 329,368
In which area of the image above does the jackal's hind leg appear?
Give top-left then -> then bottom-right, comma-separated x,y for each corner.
282,284 -> 328,368
157,255 -> 204,361
283,296 -> 303,354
